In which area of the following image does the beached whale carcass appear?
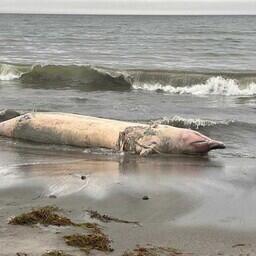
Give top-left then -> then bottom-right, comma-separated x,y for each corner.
0,112 -> 225,156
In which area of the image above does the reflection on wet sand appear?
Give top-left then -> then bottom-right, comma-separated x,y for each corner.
0,136 -> 218,200
1,147 -> 225,200
1,138 -> 256,231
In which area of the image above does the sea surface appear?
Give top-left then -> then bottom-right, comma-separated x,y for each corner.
0,14 -> 256,231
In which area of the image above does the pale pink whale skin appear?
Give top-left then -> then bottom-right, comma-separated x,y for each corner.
179,129 -> 225,154
0,112 -> 225,155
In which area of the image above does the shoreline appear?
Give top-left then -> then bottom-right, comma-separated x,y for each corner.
0,151 -> 255,256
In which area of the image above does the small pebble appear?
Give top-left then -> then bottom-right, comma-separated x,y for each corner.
142,196 -> 149,200
81,175 -> 87,180
49,195 -> 57,199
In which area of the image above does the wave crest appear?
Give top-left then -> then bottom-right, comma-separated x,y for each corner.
133,76 -> 256,96
0,63 -> 131,90
152,116 -> 233,129
1,62 -> 256,95
0,63 -> 30,81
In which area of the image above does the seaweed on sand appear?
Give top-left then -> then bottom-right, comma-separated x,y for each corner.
9,206 -> 73,226
122,246 -> 190,256
41,250 -> 73,256
75,222 -> 102,233
10,206 -> 114,254
86,209 -> 140,225
8,206 -> 102,230
64,231 -> 113,254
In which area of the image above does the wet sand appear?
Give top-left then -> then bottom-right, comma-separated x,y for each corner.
0,138 -> 256,255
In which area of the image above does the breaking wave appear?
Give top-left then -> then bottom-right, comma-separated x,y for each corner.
0,63 -> 30,81
148,116 -> 256,133
150,116 -> 233,130
133,77 -> 256,96
1,62 -> 256,95
0,63 -> 131,90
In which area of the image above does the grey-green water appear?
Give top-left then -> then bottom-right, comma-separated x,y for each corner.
0,15 -> 256,233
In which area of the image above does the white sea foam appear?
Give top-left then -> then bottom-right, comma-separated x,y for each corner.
154,115 -> 232,129
0,63 -> 24,81
132,76 -> 256,96
93,66 -> 131,81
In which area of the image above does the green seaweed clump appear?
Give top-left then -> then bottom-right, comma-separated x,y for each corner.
64,231 -> 113,254
9,206 -> 74,227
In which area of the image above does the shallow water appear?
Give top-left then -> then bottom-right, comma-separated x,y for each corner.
0,138 -> 256,231
0,14 -> 256,232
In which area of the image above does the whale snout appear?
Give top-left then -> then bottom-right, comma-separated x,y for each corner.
182,130 -> 225,154
208,140 -> 226,150
191,139 -> 226,153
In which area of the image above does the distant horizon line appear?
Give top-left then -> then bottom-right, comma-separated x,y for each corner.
0,12 -> 256,16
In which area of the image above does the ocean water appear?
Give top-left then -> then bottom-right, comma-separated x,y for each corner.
0,16 -> 255,168
0,14 -> 256,232
0,14 -> 255,155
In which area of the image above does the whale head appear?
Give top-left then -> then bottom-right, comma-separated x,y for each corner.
180,129 -> 225,154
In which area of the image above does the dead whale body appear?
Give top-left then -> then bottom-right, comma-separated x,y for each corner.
0,112 -> 225,156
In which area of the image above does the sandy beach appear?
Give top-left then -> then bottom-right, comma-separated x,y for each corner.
0,137 -> 256,256
1,13 -> 256,256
